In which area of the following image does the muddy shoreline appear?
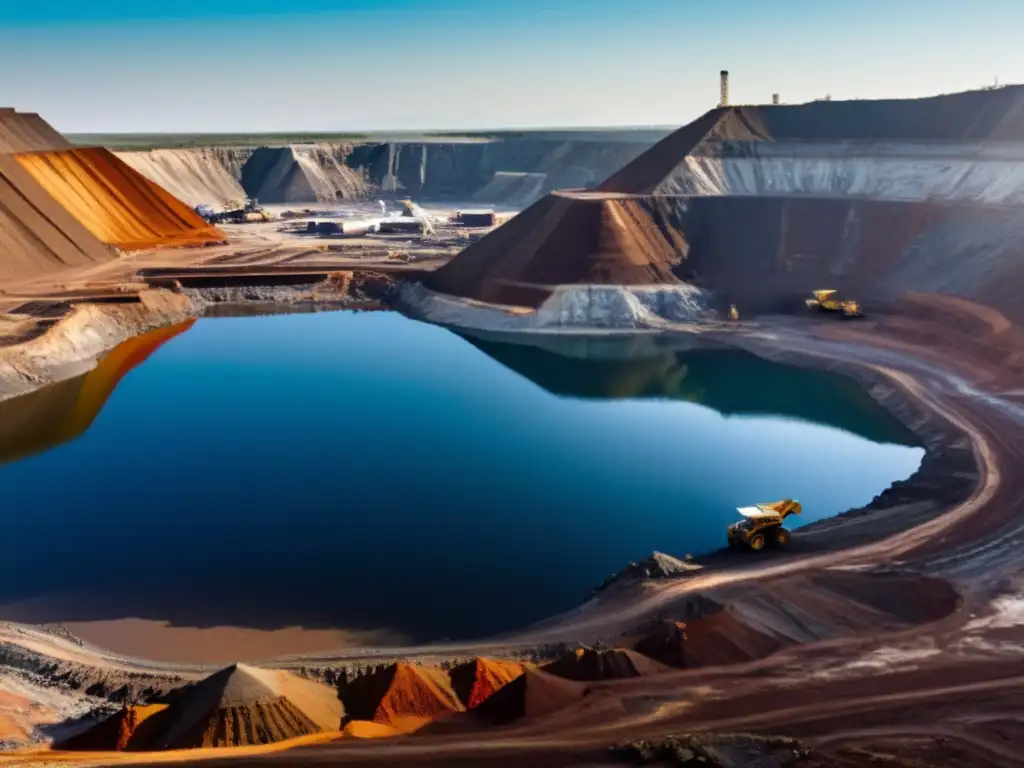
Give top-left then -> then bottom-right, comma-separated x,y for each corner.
0,276 -> 397,402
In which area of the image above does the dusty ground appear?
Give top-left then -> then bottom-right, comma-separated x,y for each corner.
1,286 -> 1023,765
0,201 -> 507,345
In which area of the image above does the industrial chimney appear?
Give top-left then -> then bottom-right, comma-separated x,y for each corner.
719,70 -> 730,107
772,93 -> 780,105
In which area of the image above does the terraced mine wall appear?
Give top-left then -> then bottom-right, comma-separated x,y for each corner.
656,141 -> 1024,322
419,88 -> 1024,337
116,135 -> 661,207
597,89 -> 1024,325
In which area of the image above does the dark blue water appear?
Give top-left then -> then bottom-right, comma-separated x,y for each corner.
0,311 -> 922,642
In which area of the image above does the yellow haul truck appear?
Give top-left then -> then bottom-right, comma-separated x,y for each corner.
805,289 -> 863,319
726,499 -> 802,551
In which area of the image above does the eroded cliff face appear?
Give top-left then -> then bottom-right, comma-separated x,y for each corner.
659,176 -> 1024,322
117,148 -> 251,207
660,141 -> 1024,206
116,136 -> 658,206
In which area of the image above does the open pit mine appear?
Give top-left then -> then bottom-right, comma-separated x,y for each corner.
2,86 -> 1024,768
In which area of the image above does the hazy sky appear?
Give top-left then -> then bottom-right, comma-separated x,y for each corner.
2,0 -> 1022,133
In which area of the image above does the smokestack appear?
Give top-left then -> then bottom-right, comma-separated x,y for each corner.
772,93 -> 780,105
719,70 -> 730,107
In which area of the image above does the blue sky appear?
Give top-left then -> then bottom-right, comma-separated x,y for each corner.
1,0 -> 1021,133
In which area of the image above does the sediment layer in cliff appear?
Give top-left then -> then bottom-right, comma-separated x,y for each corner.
118,148 -> 249,208
113,135 -> 658,207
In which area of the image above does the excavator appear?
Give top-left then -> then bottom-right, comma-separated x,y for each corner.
726,499 -> 801,551
218,198 -> 274,224
805,289 -> 863,319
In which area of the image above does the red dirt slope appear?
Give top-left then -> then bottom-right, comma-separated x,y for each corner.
14,147 -> 224,250
448,658 -> 525,709
470,668 -> 585,726
57,704 -> 168,751
632,620 -> 689,668
542,647 -> 672,681
338,663 -> 464,732
425,190 -> 684,307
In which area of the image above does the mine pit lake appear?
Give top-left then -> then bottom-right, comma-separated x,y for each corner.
0,310 -> 924,652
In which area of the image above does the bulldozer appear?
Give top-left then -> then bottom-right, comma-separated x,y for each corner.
726,499 -> 801,551
805,289 -> 863,319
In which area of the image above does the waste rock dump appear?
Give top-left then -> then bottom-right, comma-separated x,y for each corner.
338,662 -> 464,733
14,147 -> 224,250
448,658 -> 526,709
426,191 -> 686,307
595,86 -> 1024,321
118,148 -> 249,208
0,111 -> 113,281
79,664 -> 346,750
0,108 -> 223,283
414,86 -> 1024,331
403,189 -> 710,329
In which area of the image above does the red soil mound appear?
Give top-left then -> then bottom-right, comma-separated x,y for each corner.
542,647 -> 672,681
14,147 -> 224,250
424,190 -> 684,308
633,620 -> 689,668
470,667 -> 585,726
679,609 -> 784,668
632,610 -> 781,669
448,658 -> 525,709
57,704 -> 168,751
339,663 -> 463,732
136,664 -> 343,750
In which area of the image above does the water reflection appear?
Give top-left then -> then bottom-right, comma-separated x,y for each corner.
0,320 -> 195,466
456,329 -> 919,447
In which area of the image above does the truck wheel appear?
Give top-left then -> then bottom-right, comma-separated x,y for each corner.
775,529 -> 791,547
748,534 -> 765,551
